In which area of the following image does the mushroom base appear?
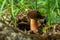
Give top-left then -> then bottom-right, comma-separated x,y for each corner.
30,19 -> 38,31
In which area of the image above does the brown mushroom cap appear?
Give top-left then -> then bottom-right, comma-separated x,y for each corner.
27,11 -> 44,19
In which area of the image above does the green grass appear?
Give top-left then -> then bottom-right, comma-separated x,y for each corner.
0,0 -> 60,27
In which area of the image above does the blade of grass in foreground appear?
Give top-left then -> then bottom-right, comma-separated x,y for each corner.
11,0 -> 16,27
0,0 -> 6,15
56,0 -> 60,15
0,0 -> 9,27
35,0 -> 37,10
0,0 -> 6,11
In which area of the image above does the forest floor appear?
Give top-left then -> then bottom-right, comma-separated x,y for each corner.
0,10 -> 60,40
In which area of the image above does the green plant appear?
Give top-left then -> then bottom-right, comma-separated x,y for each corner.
0,0 -> 60,28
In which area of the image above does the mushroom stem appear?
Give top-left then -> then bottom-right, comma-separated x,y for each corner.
30,19 -> 38,31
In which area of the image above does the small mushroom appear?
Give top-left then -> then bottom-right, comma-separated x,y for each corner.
27,10 -> 44,31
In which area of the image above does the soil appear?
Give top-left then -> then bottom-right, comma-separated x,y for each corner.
0,10 -> 60,40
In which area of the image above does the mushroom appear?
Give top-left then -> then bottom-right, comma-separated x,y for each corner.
27,10 -> 44,32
